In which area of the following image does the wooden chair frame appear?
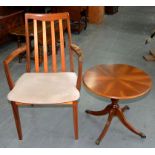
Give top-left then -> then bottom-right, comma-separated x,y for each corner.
3,13 -> 83,140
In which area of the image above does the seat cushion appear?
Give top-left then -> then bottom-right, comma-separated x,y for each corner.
8,72 -> 80,104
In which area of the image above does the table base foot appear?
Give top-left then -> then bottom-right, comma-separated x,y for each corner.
85,104 -> 112,116
140,133 -> 146,138
122,105 -> 130,112
95,139 -> 100,145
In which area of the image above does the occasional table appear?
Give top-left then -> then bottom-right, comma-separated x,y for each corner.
83,64 -> 152,145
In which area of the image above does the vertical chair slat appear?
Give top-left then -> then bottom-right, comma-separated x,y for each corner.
42,21 -> 48,72
67,17 -> 74,72
33,19 -> 39,72
59,19 -> 66,72
51,21 -> 57,72
25,17 -> 31,72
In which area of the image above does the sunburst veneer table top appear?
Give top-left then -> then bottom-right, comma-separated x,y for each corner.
83,64 -> 152,100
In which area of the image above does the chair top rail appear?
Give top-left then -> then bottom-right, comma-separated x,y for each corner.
25,12 -> 70,21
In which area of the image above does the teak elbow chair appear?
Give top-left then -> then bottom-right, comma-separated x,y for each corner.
3,13 -> 83,140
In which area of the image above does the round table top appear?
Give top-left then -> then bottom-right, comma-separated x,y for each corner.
83,64 -> 152,100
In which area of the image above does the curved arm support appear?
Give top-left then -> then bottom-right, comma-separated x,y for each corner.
3,44 -> 26,90
70,44 -> 84,91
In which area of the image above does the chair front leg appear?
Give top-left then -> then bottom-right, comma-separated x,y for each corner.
72,101 -> 78,140
11,102 -> 23,140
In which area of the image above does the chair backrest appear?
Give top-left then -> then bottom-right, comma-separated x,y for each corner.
25,12 -> 74,73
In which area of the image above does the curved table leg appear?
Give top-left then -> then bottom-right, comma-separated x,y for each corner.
85,104 -> 112,116
122,105 -> 130,112
95,110 -> 114,145
116,108 -> 146,138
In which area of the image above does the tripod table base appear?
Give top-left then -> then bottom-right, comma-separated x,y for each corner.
85,99 -> 146,145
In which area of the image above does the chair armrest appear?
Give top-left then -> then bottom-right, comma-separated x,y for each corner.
3,44 -> 26,90
70,43 -> 83,91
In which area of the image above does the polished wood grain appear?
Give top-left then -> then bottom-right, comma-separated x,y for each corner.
88,7 -> 104,24
73,101 -> 78,139
3,13 -> 83,140
51,21 -> 57,72
33,19 -> 39,72
59,19 -> 66,72
84,64 -> 152,145
11,101 -> 22,140
83,64 -> 152,100
3,45 -> 26,90
10,19 -> 66,64
25,13 -> 69,73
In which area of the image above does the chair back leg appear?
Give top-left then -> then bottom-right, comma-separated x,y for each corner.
72,102 -> 78,140
11,102 -> 23,140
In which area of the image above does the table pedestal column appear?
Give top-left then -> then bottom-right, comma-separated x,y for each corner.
85,99 -> 146,145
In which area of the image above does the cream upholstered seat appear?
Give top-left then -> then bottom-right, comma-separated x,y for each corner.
8,72 -> 80,104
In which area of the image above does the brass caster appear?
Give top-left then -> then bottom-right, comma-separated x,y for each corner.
122,105 -> 130,112
85,110 -> 90,114
140,133 -> 146,139
125,105 -> 130,110
95,139 -> 100,145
